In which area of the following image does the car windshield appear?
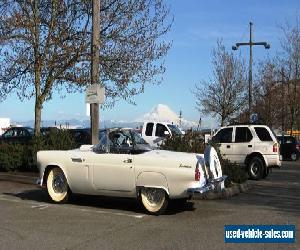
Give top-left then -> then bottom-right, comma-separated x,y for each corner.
167,124 -> 182,135
94,129 -> 151,154
130,130 -> 147,144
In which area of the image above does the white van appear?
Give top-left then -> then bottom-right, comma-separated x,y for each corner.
141,122 -> 183,148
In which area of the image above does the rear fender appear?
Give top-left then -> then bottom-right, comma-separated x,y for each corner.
245,152 -> 266,167
136,172 -> 169,196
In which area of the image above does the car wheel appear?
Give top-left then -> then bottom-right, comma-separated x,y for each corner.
140,187 -> 168,215
46,167 -> 70,203
291,153 -> 297,161
248,157 -> 264,180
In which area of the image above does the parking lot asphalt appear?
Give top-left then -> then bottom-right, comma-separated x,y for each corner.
0,161 -> 299,250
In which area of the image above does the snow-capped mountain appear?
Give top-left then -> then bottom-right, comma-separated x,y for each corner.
16,104 -> 198,129
137,104 -> 179,123
136,104 -> 197,128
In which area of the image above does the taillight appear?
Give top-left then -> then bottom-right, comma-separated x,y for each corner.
195,165 -> 200,181
296,144 -> 300,151
273,143 -> 278,153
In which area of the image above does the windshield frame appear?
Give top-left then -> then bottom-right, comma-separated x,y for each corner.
94,128 -> 151,154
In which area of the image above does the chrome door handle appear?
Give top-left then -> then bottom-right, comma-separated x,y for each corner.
71,157 -> 84,163
123,159 -> 133,163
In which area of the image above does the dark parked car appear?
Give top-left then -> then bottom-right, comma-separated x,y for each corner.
0,127 -> 34,144
68,128 -> 91,146
40,127 -> 59,136
277,135 -> 300,161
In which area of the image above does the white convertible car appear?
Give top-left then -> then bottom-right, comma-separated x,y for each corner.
37,128 -> 226,215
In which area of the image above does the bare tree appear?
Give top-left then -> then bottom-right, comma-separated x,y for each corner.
252,60 -> 281,127
0,0 -> 172,134
194,41 -> 246,126
279,18 -> 300,133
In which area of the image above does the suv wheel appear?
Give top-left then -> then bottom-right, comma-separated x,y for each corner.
248,157 -> 264,180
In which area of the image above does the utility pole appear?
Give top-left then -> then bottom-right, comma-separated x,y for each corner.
232,22 -> 270,122
281,67 -> 285,132
90,0 -> 100,145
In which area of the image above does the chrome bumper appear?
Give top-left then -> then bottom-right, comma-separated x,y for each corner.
187,176 -> 227,194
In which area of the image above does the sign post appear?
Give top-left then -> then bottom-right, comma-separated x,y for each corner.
90,0 -> 101,145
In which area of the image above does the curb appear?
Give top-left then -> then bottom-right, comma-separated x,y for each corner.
191,182 -> 252,200
0,172 -> 38,185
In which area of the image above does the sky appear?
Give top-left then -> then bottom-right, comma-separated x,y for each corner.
0,0 -> 299,127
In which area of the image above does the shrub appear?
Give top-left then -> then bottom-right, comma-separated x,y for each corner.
160,130 -> 205,153
0,129 -> 76,172
0,143 -> 25,171
209,142 -> 248,186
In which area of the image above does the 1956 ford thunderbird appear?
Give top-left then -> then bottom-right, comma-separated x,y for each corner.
37,128 -> 226,215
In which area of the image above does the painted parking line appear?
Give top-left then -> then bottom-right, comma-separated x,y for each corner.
31,204 -> 50,210
0,194 -> 146,219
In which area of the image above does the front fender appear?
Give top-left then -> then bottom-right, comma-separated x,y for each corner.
41,163 -> 69,186
136,172 -> 169,195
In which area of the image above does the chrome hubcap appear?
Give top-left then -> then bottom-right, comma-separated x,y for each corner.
144,188 -> 164,204
251,163 -> 259,176
52,174 -> 66,193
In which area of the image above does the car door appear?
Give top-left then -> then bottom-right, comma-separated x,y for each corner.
212,127 -> 233,160
3,128 -> 19,144
86,130 -> 136,193
231,126 -> 254,164
153,123 -> 169,146
143,122 -> 155,147
1,128 -> 15,143
18,128 -> 32,144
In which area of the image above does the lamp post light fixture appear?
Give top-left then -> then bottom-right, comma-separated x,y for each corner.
232,22 -> 270,122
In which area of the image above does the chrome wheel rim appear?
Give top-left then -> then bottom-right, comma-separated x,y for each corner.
52,173 -> 67,193
143,188 -> 165,204
250,162 -> 259,177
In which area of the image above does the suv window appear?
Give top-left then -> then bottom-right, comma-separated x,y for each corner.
278,136 -> 296,144
285,137 -> 296,144
145,123 -> 154,136
254,127 -> 273,141
235,127 -> 253,142
213,128 -> 233,143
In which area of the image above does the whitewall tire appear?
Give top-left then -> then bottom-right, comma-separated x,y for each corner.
46,167 -> 70,203
140,187 -> 168,215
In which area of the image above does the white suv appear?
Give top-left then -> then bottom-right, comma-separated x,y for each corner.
212,124 -> 281,180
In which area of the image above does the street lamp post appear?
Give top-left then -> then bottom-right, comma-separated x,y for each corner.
232,22 -> 270,122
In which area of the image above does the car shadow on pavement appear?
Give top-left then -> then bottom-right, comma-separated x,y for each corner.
4,189 -> 195,215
